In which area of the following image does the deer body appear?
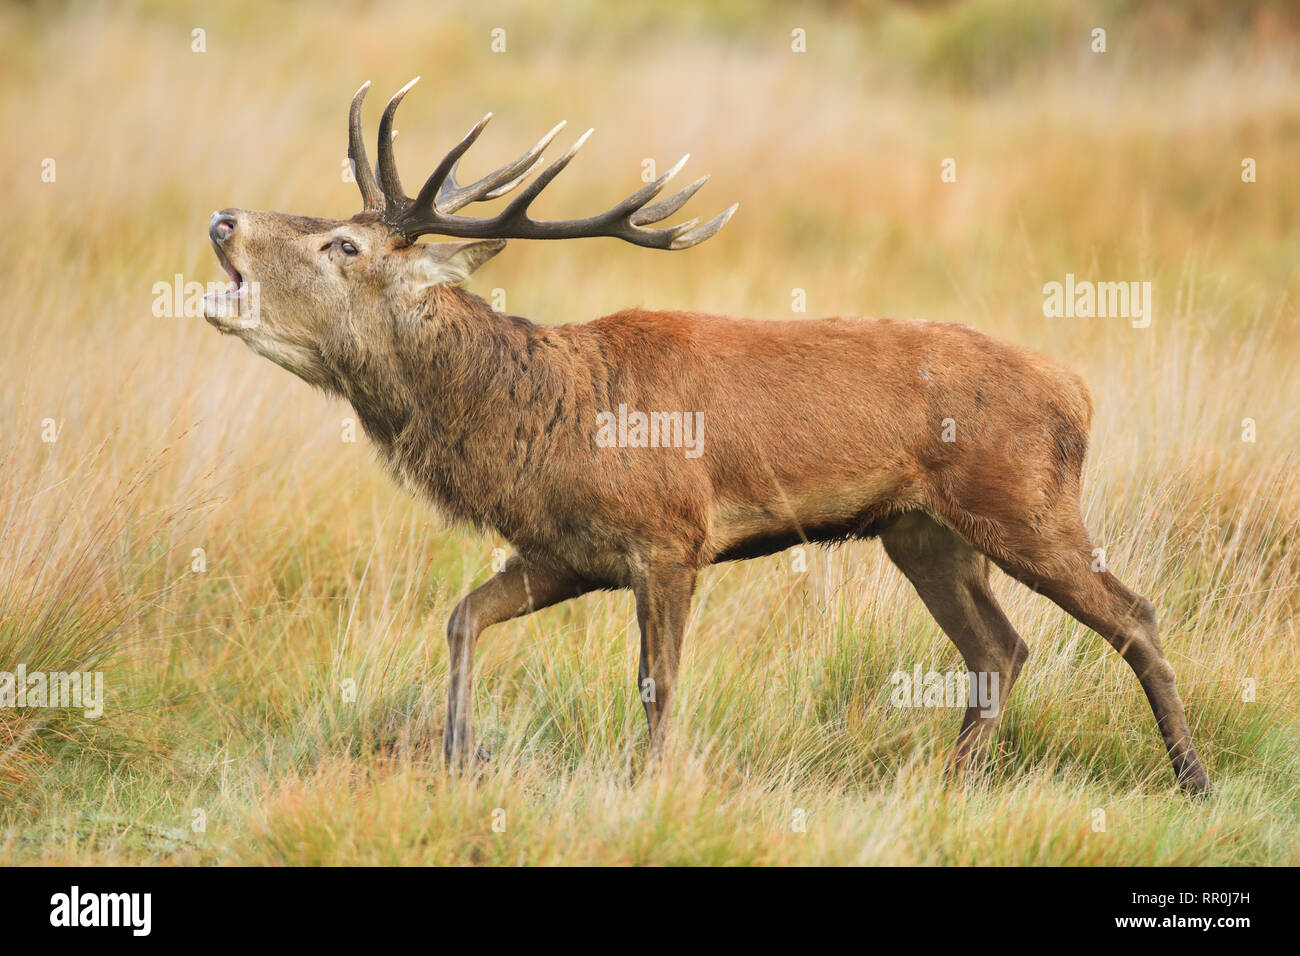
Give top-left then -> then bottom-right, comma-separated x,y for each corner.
362,290 -> 1091,580
200,81 -> 1210,794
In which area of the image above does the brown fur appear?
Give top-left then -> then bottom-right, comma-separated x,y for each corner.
201,203 -> 1210,794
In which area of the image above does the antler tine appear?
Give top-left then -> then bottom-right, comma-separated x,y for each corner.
495,128 -> 595,220
667,203 -> 739,250
480,158 -> 545,200
376,77 -> 420,211
348,82 -> 384,211
599,154 -> 691,222
405,113 -> 494,217
435,120 -> 567,214
631,175 -> 709,225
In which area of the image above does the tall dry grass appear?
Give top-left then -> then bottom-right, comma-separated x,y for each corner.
0,0 -> 1296,864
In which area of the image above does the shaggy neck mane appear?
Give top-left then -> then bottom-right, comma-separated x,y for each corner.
349,283 -> 580,537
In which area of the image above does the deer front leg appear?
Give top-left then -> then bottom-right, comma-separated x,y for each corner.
445,555 -> 591,768
632,557 -> 697,747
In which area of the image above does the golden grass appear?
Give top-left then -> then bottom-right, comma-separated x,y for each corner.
0,0 -> 1296,864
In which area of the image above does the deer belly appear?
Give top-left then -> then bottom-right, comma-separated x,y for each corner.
705,479 -> 906,563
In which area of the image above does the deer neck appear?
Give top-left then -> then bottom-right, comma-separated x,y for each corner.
348,284 -> 567,536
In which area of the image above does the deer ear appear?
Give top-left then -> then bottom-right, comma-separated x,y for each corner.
408,239 -> 507,288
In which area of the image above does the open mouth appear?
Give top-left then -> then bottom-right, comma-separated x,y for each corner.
214,240 -> 243,291
202,240 -> 256,327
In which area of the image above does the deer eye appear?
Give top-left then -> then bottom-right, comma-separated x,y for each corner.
339,239 -> 359,256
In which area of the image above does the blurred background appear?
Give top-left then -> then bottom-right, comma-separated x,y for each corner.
0,1 -> 1296,864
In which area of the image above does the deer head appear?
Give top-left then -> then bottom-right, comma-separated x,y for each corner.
201,78 -> 737,388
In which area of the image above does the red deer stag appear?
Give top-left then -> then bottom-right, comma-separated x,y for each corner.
201,80 -> 1210,794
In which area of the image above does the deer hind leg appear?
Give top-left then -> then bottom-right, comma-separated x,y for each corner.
974,516 -> 1211,795
444,554 -> 592,768
881,512 -> 1030,782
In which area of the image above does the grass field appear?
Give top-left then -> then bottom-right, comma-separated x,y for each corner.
1,0 -> 1297,865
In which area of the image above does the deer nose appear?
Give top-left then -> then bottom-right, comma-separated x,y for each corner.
209,211 -> 237,244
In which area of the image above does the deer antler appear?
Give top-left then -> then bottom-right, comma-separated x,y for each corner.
349,79 -> 737,250
348,82 -> 385,211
